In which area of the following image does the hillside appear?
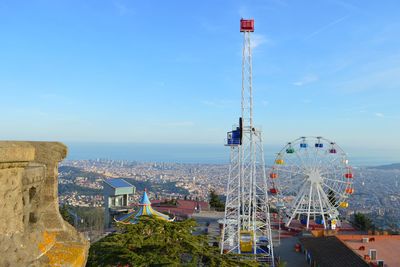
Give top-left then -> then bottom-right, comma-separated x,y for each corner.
369,163 -> 400,170
58,165 -> 189,196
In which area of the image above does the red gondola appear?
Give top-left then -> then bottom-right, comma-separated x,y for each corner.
270,188 -> 278,194
345,173 -> 353,178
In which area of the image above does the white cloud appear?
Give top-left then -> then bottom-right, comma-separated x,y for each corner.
292,74 -> 319,86
113,1 -> 133,16
339,67 -> 400,92
375,112 -> 384,118
305,15 -> 349,40
251,34 -> 272,49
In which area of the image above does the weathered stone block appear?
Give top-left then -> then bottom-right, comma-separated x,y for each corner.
0,141 -> 89,267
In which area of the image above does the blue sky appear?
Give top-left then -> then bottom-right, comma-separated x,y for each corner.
0,0 -> 399,159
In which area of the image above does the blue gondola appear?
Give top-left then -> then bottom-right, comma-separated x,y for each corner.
258,236 -> 270,254
315,143 -> 323,148
300,143 -> 308,148
300,214 -> 307,225
315,216 -> 324,225
227,128 -> 241,146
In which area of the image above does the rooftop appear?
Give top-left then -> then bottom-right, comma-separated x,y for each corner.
300,236 -> 369,267
152,199 -> 209,217
103,178 -> 134,189
337,234 -> 400,266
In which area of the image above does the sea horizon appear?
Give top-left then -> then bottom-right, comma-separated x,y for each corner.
64,142 -> 400,167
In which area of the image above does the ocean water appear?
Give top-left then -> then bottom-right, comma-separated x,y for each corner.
66,143 -> 232,164
65,142 -> 400,167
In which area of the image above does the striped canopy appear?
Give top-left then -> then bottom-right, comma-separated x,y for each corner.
115,191 -> 173,224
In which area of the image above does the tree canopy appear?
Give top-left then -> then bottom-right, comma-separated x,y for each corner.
87,216 -> 257,267
352,213 -> 374,231
209,189 -> 225,212
59,205 -> 75,226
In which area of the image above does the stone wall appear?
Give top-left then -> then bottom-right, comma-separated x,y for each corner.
0,142 -> 89,267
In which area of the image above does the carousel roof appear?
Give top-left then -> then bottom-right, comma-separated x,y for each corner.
115,191 -> 173,224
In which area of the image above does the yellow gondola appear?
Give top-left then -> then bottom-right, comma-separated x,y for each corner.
240,230 -> 254,253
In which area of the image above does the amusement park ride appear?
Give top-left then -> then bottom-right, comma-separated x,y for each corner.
269,137 -> 354,230
220,19 -> 275,265
220,19 -> 355,265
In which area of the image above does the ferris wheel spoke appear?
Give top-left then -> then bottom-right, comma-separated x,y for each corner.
322,177 -> 350,184
321,182 -> 344,198
320,171 -> 343,182
315,149 -> 327,170
284,155 -> 307,173
276,168 -> 304,176
318,153 -> 335,174
320,164 -> 342,176
315,184 -> 327,228
293,149 -> 308,170
319,156 -> 340,174
306,182 -> 313,229
286,179 -> 307,193
276,176 -> 306,191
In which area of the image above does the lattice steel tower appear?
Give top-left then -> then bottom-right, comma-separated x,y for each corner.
220,19 -> 274,265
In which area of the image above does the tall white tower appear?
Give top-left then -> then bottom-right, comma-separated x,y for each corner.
220,19 -> 274,266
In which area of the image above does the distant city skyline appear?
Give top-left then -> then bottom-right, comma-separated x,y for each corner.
64,142 -> 400,167
1,1 -> 399,159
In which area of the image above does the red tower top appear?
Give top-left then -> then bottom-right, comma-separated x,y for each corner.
240,19 -> 254,32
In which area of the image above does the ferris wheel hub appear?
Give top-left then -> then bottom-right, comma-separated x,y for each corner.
306,169 -> 322,183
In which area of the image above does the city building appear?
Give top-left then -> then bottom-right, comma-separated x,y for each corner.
337,234 -> 400,266
152,199 -> 209,219
300,236 -> 369,267
103,178 -> 135,228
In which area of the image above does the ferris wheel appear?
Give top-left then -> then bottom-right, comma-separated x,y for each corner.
269,136 -> 354,229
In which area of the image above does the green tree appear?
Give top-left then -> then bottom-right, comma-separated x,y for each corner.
209,189 -> 225,211
87,216 -> 257,267
59,205 -> 74,226
352,213 -> 374,231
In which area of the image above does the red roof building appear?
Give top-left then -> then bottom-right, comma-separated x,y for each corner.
337,234 -> 400,266
151,199 -> 209,219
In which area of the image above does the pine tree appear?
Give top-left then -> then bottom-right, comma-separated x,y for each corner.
209,189 -> 225,211
87,216 -> 258,267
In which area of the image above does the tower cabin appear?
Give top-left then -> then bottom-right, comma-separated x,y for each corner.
103,178 -> 136,229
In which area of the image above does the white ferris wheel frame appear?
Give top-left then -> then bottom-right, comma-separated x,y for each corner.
269,136 -> 354,230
